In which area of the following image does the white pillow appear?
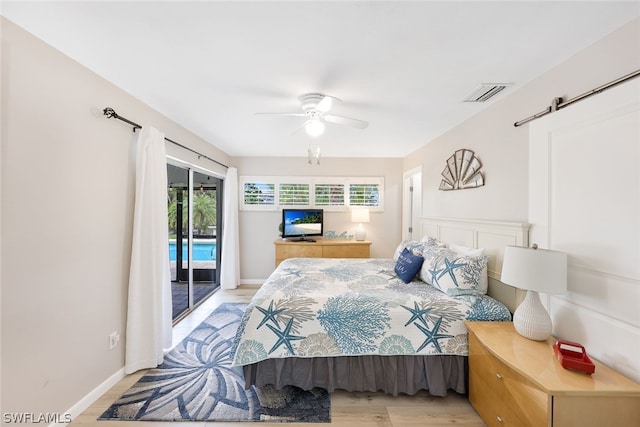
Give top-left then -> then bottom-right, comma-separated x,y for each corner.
393,239 -> 427,261
450,243 -> 485,257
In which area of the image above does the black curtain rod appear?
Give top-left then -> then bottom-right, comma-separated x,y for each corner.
514,69 -> 640,127
103,107 -> 229,169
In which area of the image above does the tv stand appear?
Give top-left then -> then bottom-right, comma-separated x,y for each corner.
290,237 -> 316,242
274,239 -> 371,267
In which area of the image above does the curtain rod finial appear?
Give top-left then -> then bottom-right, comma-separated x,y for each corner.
103,107 -> 117,119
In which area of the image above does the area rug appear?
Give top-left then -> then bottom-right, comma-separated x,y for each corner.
99,303 -> 330,422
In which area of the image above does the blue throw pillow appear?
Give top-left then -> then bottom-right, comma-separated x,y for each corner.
394,247 -> 425,283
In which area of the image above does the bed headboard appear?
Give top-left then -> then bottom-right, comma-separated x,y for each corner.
419,217 -> 530,313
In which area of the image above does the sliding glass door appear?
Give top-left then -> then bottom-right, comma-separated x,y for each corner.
168,164 -> 221,321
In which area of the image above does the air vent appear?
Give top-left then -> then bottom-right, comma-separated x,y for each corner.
464,83 -> 511,102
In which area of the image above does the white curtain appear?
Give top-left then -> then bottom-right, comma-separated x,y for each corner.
220,167 -> 240,289
125,126 -> 172,374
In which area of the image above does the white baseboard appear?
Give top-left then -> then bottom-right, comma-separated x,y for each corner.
49,367 -> 125,427
240,279 -> 264,287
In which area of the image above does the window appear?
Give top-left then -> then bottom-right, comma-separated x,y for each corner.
315,183 -> 345,206
279,183 -> 310,206
242,182 -> 275,208
240,176 -> 384,211
349,183 -> 380,207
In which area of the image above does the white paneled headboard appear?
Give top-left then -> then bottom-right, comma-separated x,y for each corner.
419,217 -> 530,313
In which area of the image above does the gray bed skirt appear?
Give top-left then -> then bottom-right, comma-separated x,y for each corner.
242,355 -> 468,397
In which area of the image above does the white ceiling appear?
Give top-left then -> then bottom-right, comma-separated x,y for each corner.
3,1 -> 639,158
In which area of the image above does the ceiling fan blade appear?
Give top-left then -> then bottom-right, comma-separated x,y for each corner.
315,95 -> 341,113
255,112 -> 306,117
324,114 -> 369,129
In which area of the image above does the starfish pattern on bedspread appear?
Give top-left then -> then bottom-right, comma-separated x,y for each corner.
256,300 -> 285,329
401,301 -> 433,327
281,267 -> 304,277
414,317 -> 453,353
266,318 -> 305,354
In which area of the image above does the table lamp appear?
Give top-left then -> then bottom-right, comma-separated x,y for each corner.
351,208 -> 370,241
501,244 -> 567,341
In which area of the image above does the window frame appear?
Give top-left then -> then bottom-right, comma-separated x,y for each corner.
239,176 -> 384,212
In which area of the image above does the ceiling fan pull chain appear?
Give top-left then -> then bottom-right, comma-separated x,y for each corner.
308,142 -> 321,165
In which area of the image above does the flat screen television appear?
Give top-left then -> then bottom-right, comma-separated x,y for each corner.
281,208 -> 324,241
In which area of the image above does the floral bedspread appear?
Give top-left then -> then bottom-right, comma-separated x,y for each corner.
231,257 -> 510,366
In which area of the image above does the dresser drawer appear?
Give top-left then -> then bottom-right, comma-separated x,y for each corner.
275,245 -> 322,259
322,245 -> 370,258
274,239 -> 371,267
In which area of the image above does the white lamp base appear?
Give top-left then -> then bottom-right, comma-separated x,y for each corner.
354,230 -> 366,241
513,290 -> 553,341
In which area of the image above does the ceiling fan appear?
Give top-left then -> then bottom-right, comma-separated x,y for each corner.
257,93 -> 369,137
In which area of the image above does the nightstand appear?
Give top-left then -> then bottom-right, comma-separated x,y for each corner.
466,321 -> 640,427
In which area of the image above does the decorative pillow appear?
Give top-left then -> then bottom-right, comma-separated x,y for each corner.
421,248 -> 489,296
419,244 -> 447,283
394,248 -> 425,283
420,235 -> 445,247
393,239 -> 427,261
449,244 -> 488,293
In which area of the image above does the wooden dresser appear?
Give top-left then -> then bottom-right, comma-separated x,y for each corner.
274,239 -> 371,267
466,321 -> 640,427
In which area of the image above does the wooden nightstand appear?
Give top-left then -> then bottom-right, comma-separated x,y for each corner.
466,321 -> 640,427
274,239 -> 371,267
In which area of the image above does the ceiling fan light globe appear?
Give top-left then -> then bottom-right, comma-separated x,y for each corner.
305,119 -> 325,137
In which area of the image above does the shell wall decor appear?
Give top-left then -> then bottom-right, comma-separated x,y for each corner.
439,149 -> 485,191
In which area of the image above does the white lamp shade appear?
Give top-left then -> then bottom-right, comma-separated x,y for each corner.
502,245 -> 567,341
351,208 -> 370,223
501,245 -> 567,295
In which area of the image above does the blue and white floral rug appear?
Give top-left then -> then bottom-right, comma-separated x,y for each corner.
99,303 -> 330,422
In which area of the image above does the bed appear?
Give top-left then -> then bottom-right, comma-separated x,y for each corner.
231,217 -> 530,396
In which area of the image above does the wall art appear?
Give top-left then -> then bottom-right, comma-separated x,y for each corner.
439,149 -> 485,190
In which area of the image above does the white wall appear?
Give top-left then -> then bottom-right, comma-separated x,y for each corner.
0,18 -> 230,417
234,156 -> 404,282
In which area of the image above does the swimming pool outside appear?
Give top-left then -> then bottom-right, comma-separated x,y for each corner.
169,239 -> 216,261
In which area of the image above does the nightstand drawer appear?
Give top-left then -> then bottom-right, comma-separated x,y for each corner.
498,358 -> 548,426
469,371 -> 500,426
468,325 -> 548,427
469,331 -> 507,388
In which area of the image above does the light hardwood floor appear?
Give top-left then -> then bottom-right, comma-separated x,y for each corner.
70,286 -> 486,427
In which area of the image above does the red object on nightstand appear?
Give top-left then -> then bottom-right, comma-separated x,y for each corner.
553,340 -> 596,375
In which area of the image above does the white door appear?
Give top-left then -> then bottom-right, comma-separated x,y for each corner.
529,77 -> 639,383
402,167 -> 422,240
